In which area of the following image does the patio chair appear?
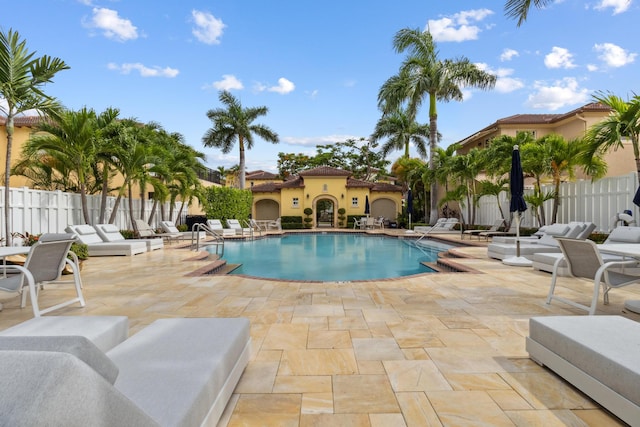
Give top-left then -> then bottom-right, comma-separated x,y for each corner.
206,219 -> 236,237
0,233 -> 85,317
463,219 -> 504,240
226,219 -> 252,236
478,221 -> 517,240
95,223 -> 163,252
160,220 -> 206,241
248,219 -> 264,235
546,237 -> 640,315
267,218 -> 282,231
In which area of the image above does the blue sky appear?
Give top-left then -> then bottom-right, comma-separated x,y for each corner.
2,0 -> 638,173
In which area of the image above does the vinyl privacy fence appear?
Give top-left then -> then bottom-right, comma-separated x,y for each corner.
472,172 -> 639,232
0,187 -> 185,242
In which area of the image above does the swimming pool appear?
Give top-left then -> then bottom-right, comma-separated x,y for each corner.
207,233 -> 454,282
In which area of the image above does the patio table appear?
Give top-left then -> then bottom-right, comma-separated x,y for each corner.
597,243 -> 640,314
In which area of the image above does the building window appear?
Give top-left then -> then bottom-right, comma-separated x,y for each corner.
322,184 -> 328,192
351,197 -> 358,207
292,197 -> 299,207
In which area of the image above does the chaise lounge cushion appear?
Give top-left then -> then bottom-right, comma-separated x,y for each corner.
0,335 -> 119,384
0,350 -> 158,427
107,317 -> 251,427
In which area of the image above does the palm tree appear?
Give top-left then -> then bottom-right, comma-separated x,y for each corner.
0,28 -> 69,244
23,107 -> 101,224
478,178 -> 509,223
370,108 -> 430,158
504,0 -> 553,26
582,91 -> 640,186
378,28 -> 496,223
202,90 -> 279,189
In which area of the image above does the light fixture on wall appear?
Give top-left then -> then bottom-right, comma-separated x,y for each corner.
341,194 -> 344,199
306,194 -> 309,199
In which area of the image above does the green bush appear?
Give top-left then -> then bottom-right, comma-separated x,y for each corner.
281,216 -> 303,229
201,186 -> 252,222
120,229 -> 136,239
70,242 -> 89,260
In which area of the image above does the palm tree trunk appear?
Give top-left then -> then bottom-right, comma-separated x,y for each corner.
148,199 -> 159,223
80,182 -> 91,224
239,138 -> 246,189
98,165 -> 109,224
4,114 -> 14,246
428,107 -> 439,223
128,184 -> 137,231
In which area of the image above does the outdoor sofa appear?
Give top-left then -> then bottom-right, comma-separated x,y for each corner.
66,224 -> 147,257
487,222 -> 596,261
527,315 -> 640,427
0,316 -> 251,427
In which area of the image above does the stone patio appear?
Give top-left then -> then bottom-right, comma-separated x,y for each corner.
0,231 -> 636,426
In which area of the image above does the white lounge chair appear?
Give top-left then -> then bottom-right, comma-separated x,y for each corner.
414,218 -> 459,234
66,225 -> 147,257
546,237 -> 640,315
95,224 -> 163,252
227,219 -> 252,236
0,233 -> 85,317
463,219 -> 504,240
206,219 -> 236,237
267,218 -> 282,231
160,220 -> 206,241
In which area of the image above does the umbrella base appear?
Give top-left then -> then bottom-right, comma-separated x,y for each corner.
624,300 -> 640,314
503,256 -> 533,267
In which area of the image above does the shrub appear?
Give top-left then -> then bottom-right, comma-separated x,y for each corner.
120,229 -> 136,239
70,242 -> 89,260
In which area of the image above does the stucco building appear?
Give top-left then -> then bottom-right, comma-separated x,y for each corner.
250,166 -> 403,227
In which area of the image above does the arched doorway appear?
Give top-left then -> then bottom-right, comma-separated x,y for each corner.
254,199 -> 280,220
316,198 -> 335,228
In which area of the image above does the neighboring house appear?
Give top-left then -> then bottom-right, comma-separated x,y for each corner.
250,166 -> 403,227
456,102 -> 636,179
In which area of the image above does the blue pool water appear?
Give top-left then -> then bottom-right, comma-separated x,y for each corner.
208,233 -> 453,282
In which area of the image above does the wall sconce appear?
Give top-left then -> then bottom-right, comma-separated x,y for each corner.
306,194 -> 309,199
341,194 -> 344,199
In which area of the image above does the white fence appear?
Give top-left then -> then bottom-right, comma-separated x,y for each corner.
472,172 -> 639,232
0,187 -> 185,240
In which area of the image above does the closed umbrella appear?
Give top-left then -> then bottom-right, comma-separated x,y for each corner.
364,195 -> 370,217
504,145 -> 531,266
634,187 -> 640,208
407,189 -> 413,229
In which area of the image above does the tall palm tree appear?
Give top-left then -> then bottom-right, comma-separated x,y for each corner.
0,28 -> 69,244
370,108 -> 430,158
504,0 -> 552,26
23,107 -> 100,224
378,28 -> 496,223
202,90 -> 279,189
582,91 -> 640,186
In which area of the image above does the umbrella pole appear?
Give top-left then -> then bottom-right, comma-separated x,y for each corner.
515,213 -> 521,258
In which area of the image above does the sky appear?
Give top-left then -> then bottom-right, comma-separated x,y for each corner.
1,0 -> 638,174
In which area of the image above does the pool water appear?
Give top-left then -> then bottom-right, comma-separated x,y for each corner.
209,233 -> 453,282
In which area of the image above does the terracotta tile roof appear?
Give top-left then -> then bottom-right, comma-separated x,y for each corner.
458,102 -> 612,144
279,177 -> 304,188
299,166 -> 352,177
346,178 -> 374,189
371,182 -> 403,192
250,182 -> 281,193
0,115 -> 44,127
246,170 -> 278,180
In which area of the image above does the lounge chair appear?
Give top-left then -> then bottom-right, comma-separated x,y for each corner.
478,221 -> 517,240
66,225 -> 147,257
226,219 -> 252,236
247,219 -> 264,235
206,219 -> 236,237
462,219 -> 504,240
267,218 -> 282,231
532,226 -> 640,276
0,233 -> 85,317
414,218 -> 459,235
95,223 -> 163,252
546,237 -> 640,315
487,222 -> 595,261
160,220 -> 206,241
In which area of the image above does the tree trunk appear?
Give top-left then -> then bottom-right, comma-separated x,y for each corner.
98,164 -> 109,224
128,184 -> 137,232
80,182 -> 91,224
4,114 -> 14,246
428,104 -> 439,224
238,137 -> 246,189
148,199 -> 159,223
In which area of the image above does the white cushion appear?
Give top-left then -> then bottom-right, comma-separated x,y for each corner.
606,226 -> 640,243
100,224 -> 120,233
75,225 -> 97,235
544,224 -> 570,236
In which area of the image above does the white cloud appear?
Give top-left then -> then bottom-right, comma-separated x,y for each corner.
281,134 -> 359,147
191,10 -> 225,45
306,89 -> 319,99
544,47 -> 577,69
594,42 -> 637,67
428,9 -> 494,42
475,63 -> 524,93
594,0 -> 632,14
525,77 -> 590,110
500,48 -> 519,62
255,77 -> 295,94
586,63 -> 599,71
86,7 -> 138,42
107,63 -> 179,78
207,74 -> 244,91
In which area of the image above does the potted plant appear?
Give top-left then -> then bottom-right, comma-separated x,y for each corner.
337,208 -> 346,228
303,208 -> 313,229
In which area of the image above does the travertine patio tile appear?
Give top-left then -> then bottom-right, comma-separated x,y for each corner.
369,413 -> 407,427
333,375 -> 400,413
427,390 -> 515,426
279,349 -> 358,375
395,392 -> 442,427
234,361 -> 279,393
384,360 -> 452,392
352,337 -> 405,361
273,376 -> 332,393
300,392 -> 333,414
262,323 -> 309,350
300,413 -> 369,426
307,330 -> 352,349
